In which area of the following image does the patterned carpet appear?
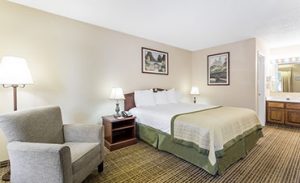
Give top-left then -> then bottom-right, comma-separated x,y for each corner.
1,125 -> 300,183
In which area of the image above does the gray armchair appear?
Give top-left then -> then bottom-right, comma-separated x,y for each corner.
0,106 -> 104,183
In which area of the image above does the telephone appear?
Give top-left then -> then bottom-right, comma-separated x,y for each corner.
122,111 -> 132,118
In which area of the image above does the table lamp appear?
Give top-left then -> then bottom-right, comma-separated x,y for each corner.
190,86 -> 200,104
110,87 -> 125,117
0,56 -> 33,181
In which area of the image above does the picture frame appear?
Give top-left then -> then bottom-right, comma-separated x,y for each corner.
141,47 -> 168,75
207,52 -> 230,85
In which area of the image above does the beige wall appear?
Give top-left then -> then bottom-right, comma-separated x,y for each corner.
270,45 -> 300,59
191,38 -> 257,110
0,1 -> 192,161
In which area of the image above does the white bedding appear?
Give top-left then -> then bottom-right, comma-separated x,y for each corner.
130,103 -> 261,166
129,103 -> 217,134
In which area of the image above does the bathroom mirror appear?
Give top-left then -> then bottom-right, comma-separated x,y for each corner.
271,63 -> 300,92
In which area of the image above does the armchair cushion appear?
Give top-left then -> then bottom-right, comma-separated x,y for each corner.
64,124 -> 102,143
65,142 -> 100,173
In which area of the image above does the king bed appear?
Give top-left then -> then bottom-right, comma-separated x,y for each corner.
124,89 -> 263,175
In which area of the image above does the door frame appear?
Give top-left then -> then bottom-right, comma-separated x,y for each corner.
257,51 -> 266,125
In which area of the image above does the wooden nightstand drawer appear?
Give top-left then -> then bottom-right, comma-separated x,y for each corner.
102,115 -> 137,151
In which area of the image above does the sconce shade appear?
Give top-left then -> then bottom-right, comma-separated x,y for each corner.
110,87 -> 125,100
0,56 -> 33,85
190,86 -> 200,95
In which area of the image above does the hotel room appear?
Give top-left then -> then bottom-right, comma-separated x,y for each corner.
0,0 -> 299,182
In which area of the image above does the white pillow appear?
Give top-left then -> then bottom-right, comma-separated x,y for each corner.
154,91 -> 169,105
176,90 -> 183,102
166,88 -> 178,103
134,90 -> 156,107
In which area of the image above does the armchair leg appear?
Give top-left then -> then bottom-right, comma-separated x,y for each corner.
98,162 -> 104,173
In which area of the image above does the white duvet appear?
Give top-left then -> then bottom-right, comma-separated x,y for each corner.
130,103 -> 261,165
129,103 -> 217,134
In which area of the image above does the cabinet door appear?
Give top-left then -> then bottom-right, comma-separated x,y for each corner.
285,110 -> 300,127
267,107 -> 285,124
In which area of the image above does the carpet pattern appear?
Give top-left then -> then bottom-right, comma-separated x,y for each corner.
1,125 -> 300,183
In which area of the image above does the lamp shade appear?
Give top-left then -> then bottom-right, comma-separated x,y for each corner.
0,56 -> 33,85
110,87 -> 125,100
190,86 -> 200,95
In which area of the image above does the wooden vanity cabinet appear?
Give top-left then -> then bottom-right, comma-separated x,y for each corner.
266,101 -> 300,127
285,103 -> 300,126
267,102 -> 285,124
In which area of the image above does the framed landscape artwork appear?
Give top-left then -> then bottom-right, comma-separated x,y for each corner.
142,47 -> 168,75
207,52 -> 230,85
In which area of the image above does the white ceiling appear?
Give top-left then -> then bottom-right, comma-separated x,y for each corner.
8,0 -> 300,51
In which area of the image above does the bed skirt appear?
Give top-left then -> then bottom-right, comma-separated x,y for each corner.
136,123 -> 263,175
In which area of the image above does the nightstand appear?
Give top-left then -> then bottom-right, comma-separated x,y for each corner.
102,115 -> 137,151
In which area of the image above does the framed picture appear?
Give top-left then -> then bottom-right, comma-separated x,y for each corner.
141,47 -> 168,75
207,52 -> 230,85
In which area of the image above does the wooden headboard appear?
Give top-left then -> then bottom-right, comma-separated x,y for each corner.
124,88 -> 165,111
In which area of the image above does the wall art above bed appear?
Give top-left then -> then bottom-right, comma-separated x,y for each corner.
207,52 -> 230,85
141,47 -> 168,75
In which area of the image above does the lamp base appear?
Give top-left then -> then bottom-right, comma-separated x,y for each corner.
113,114 -> 122,118
115,102 -> 120,117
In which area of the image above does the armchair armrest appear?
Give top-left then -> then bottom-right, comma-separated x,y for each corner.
63,124 -> 103,143
7,141 -> 72,183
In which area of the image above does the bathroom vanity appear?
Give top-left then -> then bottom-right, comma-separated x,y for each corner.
266,99 -> 300,127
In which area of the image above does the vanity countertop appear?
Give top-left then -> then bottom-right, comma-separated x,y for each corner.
266,97 -> 300,103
